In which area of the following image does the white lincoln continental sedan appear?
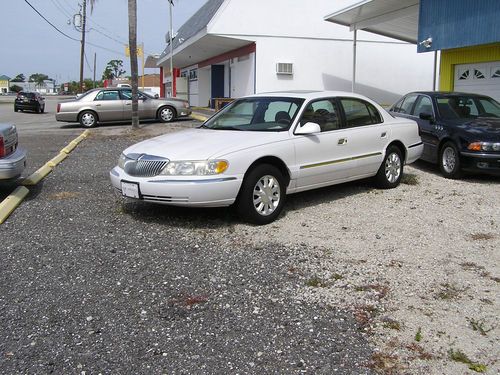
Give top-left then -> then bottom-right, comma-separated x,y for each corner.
110,91 -> 423,224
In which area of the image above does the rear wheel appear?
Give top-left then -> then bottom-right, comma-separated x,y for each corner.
79,110 -> 98,128
439,141 -> 462,179
236,164 -> 286,225
374,145 -> 403,189
35,104 -> 41,114
40,105 -> 45,113
158,106 -> 175,123
14,106 -> 18,112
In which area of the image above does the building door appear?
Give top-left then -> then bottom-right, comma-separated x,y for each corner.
211,65 -> 225,102
454,62 -> 500,101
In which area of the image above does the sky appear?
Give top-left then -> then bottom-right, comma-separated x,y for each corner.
0,0 -> 208,83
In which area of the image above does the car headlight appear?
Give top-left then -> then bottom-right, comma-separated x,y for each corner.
468,142 -> 500,152
118,153 -> 128,169
160,160 -> 228,175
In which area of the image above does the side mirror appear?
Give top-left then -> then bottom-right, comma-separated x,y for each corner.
419,112 -> 434,122
154,94 -> 159,99
295,122 -> 321,135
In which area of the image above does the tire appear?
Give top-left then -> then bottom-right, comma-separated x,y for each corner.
374,145 -> 403,189
79,110 -> 98,128
35,104 -> 41,114
158,106 -> 176,123
439,141 -> 462,179
14,106 -> 18,112
236,164 -> 286,225
40,105 -> 45,113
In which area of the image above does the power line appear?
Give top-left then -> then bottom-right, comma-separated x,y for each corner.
50,0 -> 72,18
24,0 -> 79,41
24,0 -> 126,56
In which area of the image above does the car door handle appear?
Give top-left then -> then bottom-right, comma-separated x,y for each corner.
125,103 -> 131,106
381,132 -> 387,138
338,138 -> 347,145
95,104 -> 101,107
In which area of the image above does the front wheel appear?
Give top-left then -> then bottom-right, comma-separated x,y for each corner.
236,164 -> 286,225
439,141 -> 462,179
158,106 -> 175,123
374,145 -> 403,189
14,106 -> 18,112
40,105 -> 45,113
79,110 -> 98,128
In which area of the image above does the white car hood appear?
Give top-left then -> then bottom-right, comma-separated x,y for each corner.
123,128 -> 290,160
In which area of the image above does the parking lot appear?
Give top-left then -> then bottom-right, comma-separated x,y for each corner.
0,97 -> 499,374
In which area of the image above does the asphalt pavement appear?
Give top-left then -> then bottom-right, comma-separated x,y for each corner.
0,100 -> 374,374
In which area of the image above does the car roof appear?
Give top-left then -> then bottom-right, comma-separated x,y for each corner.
407,91 -> 493,98
245,90 -> 375,101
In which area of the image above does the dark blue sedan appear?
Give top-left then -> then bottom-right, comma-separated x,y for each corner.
389,92 -> 500,178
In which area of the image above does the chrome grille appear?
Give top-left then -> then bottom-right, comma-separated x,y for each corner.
124,154 -> 169,177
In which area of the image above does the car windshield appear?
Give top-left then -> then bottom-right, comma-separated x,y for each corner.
203,97 -> 304,131
436,96 -> 500,120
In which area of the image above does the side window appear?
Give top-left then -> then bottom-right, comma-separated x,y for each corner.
399,95 -> 418,114
95,90 -> 119,101
391,98 -> 404,113
413,96 -> 433,117
299,99 -> 339,132
340,98 -> 382,127
264,101 -> 298,125
120,90 -> 132,100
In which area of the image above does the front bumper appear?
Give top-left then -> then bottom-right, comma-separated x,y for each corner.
460,151 -> 500,175
0,147 -> 27,180
177,108 -> 192,118
109,166 -> 242,207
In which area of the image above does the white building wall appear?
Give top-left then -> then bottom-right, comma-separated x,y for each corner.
230,52 -> 255,98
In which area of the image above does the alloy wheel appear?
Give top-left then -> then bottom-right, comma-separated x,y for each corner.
252,175 -> 281,216
385,152 -> 401,183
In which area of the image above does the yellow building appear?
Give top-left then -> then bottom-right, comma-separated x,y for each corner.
0,75 -> 10,94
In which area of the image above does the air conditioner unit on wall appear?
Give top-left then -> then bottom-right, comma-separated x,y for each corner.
276,62 -> 293,75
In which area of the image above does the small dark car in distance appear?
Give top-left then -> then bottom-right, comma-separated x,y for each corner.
389,92 -> 500,178
14,92 -> 46,113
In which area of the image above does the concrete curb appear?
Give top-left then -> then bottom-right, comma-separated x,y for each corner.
0,186 -> 29,224
190,113 -> 209,122
0,130 -> 90,224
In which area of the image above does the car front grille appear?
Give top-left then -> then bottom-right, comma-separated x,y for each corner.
124,154 -> 169,177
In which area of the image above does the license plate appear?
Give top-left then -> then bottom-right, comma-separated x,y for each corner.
121,181 -> 140,198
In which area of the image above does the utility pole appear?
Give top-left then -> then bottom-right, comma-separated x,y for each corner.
93,52 -> 96,88
79,0 -> 87,93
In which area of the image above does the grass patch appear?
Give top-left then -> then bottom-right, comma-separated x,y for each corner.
368,352 -> 405,374
354,284 -> 389,299
306,276 -> 325,287
448,349 -> 487,372
468,233 -> 495,241
467,318 -> 494,336
401,173 -> 419,185
405,343 -> 434,360
435,283 -> 465,300
331,273 -> 343,281
414,327 -> 422,342
381,317 -> 401,330
49,191 -> 82,200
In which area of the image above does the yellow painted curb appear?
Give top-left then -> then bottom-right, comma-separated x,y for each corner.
190,113 -> 209,122
0,186 -> 29,224
22,164 -> 53,186
61,141 -> 78,154
47,152 -> 68,167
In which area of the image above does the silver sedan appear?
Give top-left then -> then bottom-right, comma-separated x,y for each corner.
55,88 -> 192,128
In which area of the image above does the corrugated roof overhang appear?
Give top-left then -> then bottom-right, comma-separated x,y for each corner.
324,0 -> 420,44
157,33 -> 253,69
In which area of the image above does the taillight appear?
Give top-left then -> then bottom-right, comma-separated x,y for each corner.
0,136 -> 5,158
57,103 -> 61,112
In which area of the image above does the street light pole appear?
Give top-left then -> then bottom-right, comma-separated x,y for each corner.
79,0 -> 87,93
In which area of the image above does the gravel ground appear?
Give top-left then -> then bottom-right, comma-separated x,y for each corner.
1,122 -> 498,374
1,123 -> 375,374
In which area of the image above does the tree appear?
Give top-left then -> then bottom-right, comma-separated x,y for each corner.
11,74 -> 26,82
29,73 -> 50,88
102,59 -> 126,80
10,85 -> 23,93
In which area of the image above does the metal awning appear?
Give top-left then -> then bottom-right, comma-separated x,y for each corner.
145,54 -> 161,69
324,0 -> 420,44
